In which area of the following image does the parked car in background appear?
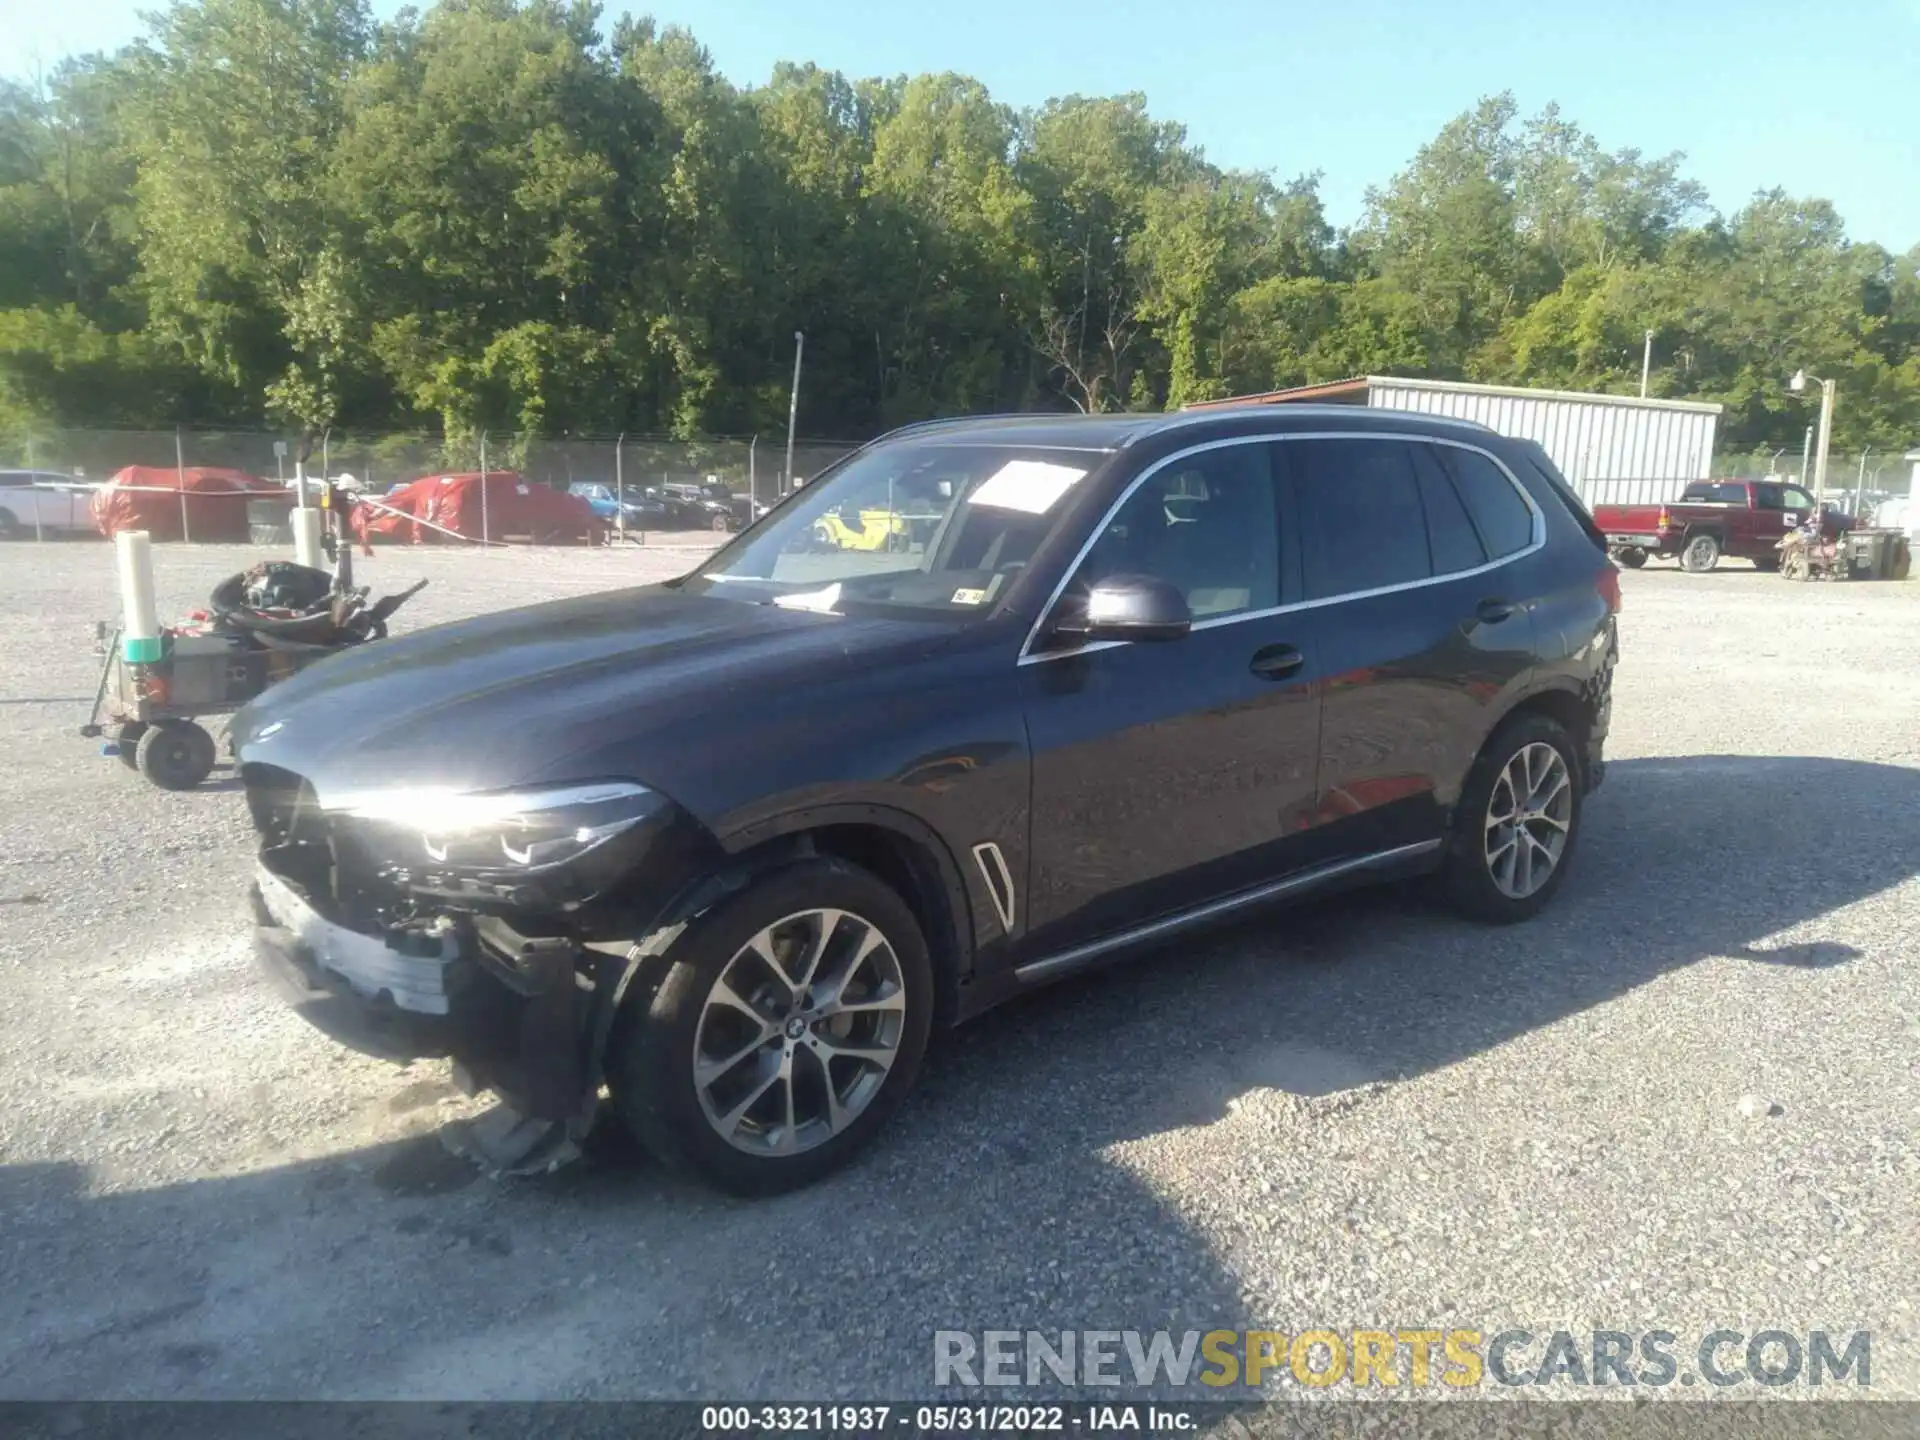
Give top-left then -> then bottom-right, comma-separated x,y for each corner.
0,470 -> 99,537
237,405 -> 1617,1195
568,482 -> 671,531
1592,478 -> 1850,572
659,481 -> 741,531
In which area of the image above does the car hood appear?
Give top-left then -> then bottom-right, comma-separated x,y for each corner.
231,585 -> 957,802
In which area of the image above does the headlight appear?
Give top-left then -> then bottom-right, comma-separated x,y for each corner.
328,781 -> 658,875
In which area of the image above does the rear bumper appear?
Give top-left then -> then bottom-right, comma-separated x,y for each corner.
249,865 -> 600,1123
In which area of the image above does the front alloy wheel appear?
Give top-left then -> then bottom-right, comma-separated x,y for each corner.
610,858 -> 933,1194
692,909 -> 908,1155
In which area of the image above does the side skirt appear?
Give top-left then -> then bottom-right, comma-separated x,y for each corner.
1011,839 -> 1444,989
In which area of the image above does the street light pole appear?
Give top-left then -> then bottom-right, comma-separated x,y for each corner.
1640,330 -> 1654,398
1789,369 -> 1838,502
784,331 -> 805,496
1812,377 -> 1836,502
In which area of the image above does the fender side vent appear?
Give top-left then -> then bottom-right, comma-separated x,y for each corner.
971,842 -> 1016,933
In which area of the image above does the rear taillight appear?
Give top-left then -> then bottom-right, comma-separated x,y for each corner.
1655,506 -> 1671,532
1597,566 -> 1622,614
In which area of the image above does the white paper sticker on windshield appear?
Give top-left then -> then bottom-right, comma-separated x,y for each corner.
773,583 -> 842,613
951,587 -> 987,606
969,460 -> 1089,515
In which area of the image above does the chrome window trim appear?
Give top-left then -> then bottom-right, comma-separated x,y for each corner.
1017,430 -> 1548,667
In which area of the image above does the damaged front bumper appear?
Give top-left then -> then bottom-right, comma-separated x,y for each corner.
250,861 -> 617,1170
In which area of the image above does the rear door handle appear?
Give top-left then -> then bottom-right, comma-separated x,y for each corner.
1249,643 -> 1304,680
1475,599 -> 1517,624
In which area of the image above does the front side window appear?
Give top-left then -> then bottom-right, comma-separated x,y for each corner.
1291,439 -> 1432,600
1073,443 -> 1280,621
689,441 -> 1108,616
1782,486 -> 1814,512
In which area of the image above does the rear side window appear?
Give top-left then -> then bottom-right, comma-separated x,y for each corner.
1751,482 -> 1783,510
1289,439 -> 1432,599
1438,447 -> 1536,559
1410,446 -> 1487,573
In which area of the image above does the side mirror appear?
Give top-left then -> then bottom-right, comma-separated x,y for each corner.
1073,574 -> 1192,643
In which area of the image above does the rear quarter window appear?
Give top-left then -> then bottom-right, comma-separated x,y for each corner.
1436,447 -> 1536,559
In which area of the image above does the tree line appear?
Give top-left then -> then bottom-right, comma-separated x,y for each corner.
2,0 -> 1917,460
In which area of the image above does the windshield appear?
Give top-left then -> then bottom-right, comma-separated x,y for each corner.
688,440 -> 1109,615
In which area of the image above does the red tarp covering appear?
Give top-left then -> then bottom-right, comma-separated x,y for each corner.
352,472 -> 601,545
92,466 -> 285,541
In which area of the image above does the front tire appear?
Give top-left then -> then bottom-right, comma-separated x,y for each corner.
1680,532 -> 1722,572
1441,714 -> 1582,924
610,859 -> 934,1195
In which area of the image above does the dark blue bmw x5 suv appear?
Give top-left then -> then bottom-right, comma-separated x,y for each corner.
237,405 -> 1618,1193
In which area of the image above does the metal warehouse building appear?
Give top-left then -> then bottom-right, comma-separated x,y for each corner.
1190,376 -> 1723,506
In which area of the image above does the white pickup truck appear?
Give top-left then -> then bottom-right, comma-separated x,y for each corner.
0,470 -> 99,537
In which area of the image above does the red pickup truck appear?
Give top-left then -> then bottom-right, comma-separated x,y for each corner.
1593,479 -> 1849,572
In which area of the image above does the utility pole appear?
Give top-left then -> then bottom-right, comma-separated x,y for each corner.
1853,449 -> 1870,516
1799,426 -> 1813,489
1640,330 -> 1654,398
1812,377 -> 1836,502
784,331 -> 805,496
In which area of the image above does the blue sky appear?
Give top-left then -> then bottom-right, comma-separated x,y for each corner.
9,0 -> 1918,250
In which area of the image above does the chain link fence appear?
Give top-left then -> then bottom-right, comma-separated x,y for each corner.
0,428 -> 863,544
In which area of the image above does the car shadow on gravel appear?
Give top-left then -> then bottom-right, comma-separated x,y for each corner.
904,753 -> 1914,1142
3,755 -> 1910,1403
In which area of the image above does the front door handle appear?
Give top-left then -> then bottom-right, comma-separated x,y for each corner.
1249,643 -> 1304,680
1476,599 -> 1518,624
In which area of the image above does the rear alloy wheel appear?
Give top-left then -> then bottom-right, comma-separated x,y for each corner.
1614,546 -> 1648,569
710,512 -> 731,532
1680,532 -> 1722,572
1442,714 -> 1581,923
611,859 -> 932,1195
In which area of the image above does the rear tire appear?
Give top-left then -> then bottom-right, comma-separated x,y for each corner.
1680,533 -> 1722,572
1440,714 -> 1583,924
609,858 -> 934,1196
136,720 -> 216,790
1613,546 -> 1648,569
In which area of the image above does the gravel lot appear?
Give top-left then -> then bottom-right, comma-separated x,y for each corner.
1,540 -> 1916,1405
